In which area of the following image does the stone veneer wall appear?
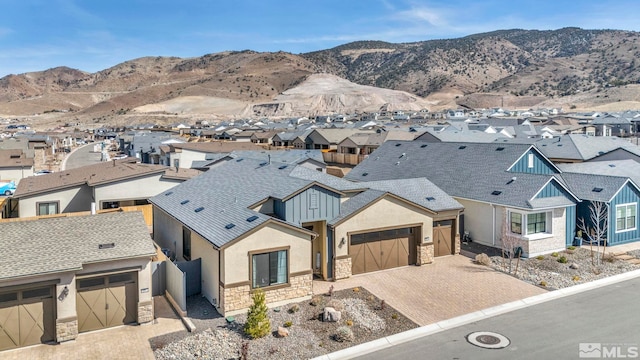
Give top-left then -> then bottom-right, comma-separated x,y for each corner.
56,317 -> 78,343
417,243 -> 434,265
138,300 -> 154,324
221,274 -> 312,314
454,234 -> 461,254
334,257 -> 352,280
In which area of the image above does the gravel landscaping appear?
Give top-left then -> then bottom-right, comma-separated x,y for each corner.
486,247 -> 640,289
151,287 -> 417,359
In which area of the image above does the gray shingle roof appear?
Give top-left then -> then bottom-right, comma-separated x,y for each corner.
329,189 -> 386,225
0,212 -> 155,280
558,173 -> 629,202
346,141 -> 573,209
558,160 -> 640,185
536,134 -> 640,161
361,178 -> 463,212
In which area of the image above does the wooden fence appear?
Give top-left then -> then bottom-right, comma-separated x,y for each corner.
0,204 -> 154,226
322,152 -> 367,165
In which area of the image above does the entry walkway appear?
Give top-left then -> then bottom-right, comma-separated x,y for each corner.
313,255 -> 545,326
1,296 -> 185,360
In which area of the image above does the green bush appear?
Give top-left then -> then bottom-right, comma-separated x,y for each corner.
334,326 -> 354,342
536,255 -> 545,260
551,252 -> 559,257
283,321 -> 293,328
557,256 -> 568,264
244,289 -> 271,339
567,246 -> 576,250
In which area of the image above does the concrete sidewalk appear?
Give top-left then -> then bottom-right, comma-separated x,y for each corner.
314,255 -> 545,326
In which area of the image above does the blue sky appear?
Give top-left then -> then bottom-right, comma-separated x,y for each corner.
1,0 -> 638,77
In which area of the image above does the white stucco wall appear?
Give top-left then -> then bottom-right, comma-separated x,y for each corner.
191,232 -> 220,306
94,174 -> 179,207
152,207 -> 183,259
457,198 -> 497,247
18,185 -> 91,217
0,167 -> 34,184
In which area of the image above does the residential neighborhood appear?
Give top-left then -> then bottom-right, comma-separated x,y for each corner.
1,107 -> 640,359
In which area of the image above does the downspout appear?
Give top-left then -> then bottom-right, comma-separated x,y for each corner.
492,204 -> 496,246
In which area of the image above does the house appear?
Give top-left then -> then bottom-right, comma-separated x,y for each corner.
12,159 -> 201,217
592,115 -> 634,137
250,131 -> 279,144
191,149 -> 327,173
346,141 -> 579,257
150,158 -> 462,316
305,129 -> 373,150
534,134 -> 640,163
0,212 -> 155,350
0,149 -> 34,183
337,131 -> 416,155
166,142 -> 264,169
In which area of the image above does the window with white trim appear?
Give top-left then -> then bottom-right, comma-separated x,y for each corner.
616,203 -> 637,232
252,250 -> 288,288
509,211 -> 551,236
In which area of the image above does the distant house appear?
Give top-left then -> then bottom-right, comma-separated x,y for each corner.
305,129 -> 374,150
592,115 -> 634,137
0,149 -> 34,183
0,212 -> 155,350
534,134 -> 640,163
12,159 -> 200,217
166,141 -> 264,169
250,130 -> 279,144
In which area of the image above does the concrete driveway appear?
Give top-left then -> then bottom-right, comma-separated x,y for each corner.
1,296 -> 185,360
313,255 -> 545,326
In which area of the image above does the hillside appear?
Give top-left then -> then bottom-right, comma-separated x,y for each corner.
1,28 -> 639,128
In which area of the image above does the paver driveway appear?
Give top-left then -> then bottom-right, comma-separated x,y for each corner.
313,255 -> 545,326
1,296 -> 185,360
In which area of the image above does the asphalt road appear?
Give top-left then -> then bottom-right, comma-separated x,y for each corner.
62,143 -> 103,170
358,277 -> 640,360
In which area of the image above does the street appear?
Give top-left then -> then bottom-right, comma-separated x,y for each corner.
358,277 -> 640,360
62,143 -> 103,170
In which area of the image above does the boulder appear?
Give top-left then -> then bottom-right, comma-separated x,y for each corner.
277,326 -> 289,337
323,307 -> 342,322
569,263 -> 579,270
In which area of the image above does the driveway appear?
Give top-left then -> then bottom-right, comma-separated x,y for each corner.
313,255 -> 545,326
1,296 -> 185,360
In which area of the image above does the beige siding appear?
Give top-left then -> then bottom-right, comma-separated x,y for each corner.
333,196 -> 434,258
0,167 -> 34,183
94,174 -> 179,207
457,199 -> 497,247
222,222 -> 311,285
18,185 -> 91,217
152,207 -> 183,259
191,232 -> 220,306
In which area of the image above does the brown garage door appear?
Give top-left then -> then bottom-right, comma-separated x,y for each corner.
76,272 -> 137,333
350,227 -> 416,275
0,286 -> 55,351
433,223 -> 453,257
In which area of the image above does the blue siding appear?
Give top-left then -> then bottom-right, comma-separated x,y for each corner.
327,229 -> 334,279
274,199 -> 286,220
566,205 -> 577,246
608,183 -> 640,245
536,180 -> 571,199
509,149 -> 557,174
282,186 -> 341,224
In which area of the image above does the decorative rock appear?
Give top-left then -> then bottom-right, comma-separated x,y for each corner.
225,316 -> 235,323
323,307 -> 341,322
277,326 -> 289,337
569,263 -> 579,270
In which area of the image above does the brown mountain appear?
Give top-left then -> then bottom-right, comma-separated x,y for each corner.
1,28 -> 639,127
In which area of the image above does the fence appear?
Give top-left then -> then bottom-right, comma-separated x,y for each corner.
322,152 -> 367,166
151,261 -> 166,297
166,259 -> 187,314
0,204 -> 154,226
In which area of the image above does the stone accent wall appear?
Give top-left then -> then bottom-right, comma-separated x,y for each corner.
454,234 -> 461,254
56,317 -> 78,343
334,257 -> 352,280
417,243 -> 434,265
221,274 -> 313,315
138,301 -> 154,324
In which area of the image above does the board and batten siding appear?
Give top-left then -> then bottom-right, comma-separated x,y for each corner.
608,183 -> 640,245
509,149 -> 557,175
536,180 -> 571,199
275,185 -> 341,225
566,205 -> 577,246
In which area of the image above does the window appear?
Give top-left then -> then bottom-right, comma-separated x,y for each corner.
527,153 -> 534,168
252,250 -> 287,288
510,212 -> 522,235
182,227 -> 191,260
37,202 -> 59,216
616,204 -> 637,232
510,211 -> 549,236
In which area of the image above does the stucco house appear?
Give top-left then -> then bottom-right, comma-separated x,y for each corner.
0,149 -> 34,184
165,142 -> 264,169
150,158 -> 462,316
347,141 -> 580,257
12,159 -> 200,218
0,212 -> 155,351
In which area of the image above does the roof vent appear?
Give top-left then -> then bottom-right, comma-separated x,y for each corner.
557,144 -> 563,147
195,207 -> 204,212
362,172 -> 368,176
506,177 -> 517,185
180,200 -> 189,205
592,187 -> 603,193
395,143 -> 402,147
395,161 -> 400,165
165,191 -> 173,196
278,165 -> 288,170
496,147 -> 505,151
236,158 -> 244,162
608,164 -> 616,168
246,215 -> 259,222
259,162 -> 268,166
426,196 -> 435,201
459,145 -> 467,149
491,190 -> 502,196
225,223 -> 236,229
98,243 -> 115,249
420,144 -> 428,148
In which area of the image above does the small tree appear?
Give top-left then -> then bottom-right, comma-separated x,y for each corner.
577,201 -> 609,266
244,289 -> 271,339
501,211 -> 524,275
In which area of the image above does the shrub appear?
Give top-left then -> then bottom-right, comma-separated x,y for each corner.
536,255 -> 545,260
334,326 -> 354,342
557,256 -> 568,264
551,252 -> 559,257
572,275 -> 581,281
288,304 -> 300,313
345,319 -> 353,326
539,281 -> 548,287
310,295 -> 323,307
353,287 -> 360,293
283,321 -> 293,328
567,246 -> 576,250
475,253 -> 491,266
391,313 -> 399,320
244,289 -> 271,339
326,299 -> 345,312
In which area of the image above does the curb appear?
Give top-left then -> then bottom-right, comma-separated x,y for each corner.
312,268 -> 640,360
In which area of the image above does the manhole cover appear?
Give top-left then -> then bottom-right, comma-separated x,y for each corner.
467,331 -> 510,349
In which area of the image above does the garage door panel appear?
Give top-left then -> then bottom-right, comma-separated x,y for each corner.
77,273 -> 137,333
0,288 -> 54,351
77,288 -> 107,332
350,244 -> 365,275
365,241 -> 382,273
381,239 -> 399,270
19,301 -> 48,346
0,305 -> 20,350
350,227 -> 417,275
398,237 -> 410,267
